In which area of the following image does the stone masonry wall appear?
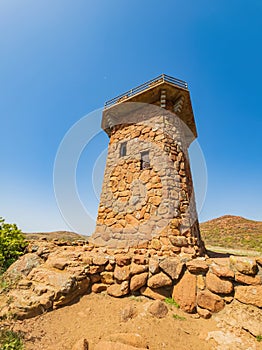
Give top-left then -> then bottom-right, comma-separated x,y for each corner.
93,107 -> 204,255
2,240 -> 261,321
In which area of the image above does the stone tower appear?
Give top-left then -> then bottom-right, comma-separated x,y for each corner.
92,74 -> 205,256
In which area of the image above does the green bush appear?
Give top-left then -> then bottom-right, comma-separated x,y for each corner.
164,297 -> 180,308
0,330 -> 24,350
0,217 -> 27,272
256,335 -> 262,342
173,313 -> 186,321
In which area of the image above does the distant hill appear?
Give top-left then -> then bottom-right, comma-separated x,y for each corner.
200,215 -> 262,253
24,231 -> 86,242
24,215 -> 262,253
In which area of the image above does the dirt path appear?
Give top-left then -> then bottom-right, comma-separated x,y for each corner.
12,293 -> 218,350
206,245 -> 262,257
8,293 -> 260,350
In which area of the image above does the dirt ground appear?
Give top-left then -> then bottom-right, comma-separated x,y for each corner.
7,293 -> 261,350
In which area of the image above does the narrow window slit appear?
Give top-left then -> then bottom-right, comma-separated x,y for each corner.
120,142 -> 127,157
140,151 -> 150,170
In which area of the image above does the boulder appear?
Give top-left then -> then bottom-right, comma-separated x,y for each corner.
197,290 -> 224,313
114,265 -> 130,281
130,263 -> 148,275
210,263 -> 234,278
6,253 -> 43,278
235,285 -> 262,307
53,279 -> 90,308
28,267 -> 72,290
230,256 -> 258,275
235,272 -> 261,285
92,255 -> 109,266
172,271 -> 196,313
7,286 -> 55,319
140,286 -> 170,300
197,306 -> 212,319
119,305 -> 137,322
91,283 -> 108,293
186,260 -> 209,274
147,272 -> 172,288
115,255 -> 132,266
169,236 -> 188,247
148,257 -> 160,274
130,273 -> 148,291
27,267 -> 90,308
206,272 -> 233,294
101,271 -> 114,284
148,300 -> 168,318
107,281 -> 129,297
159,257 -> 184,280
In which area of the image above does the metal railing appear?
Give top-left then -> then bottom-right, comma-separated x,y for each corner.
104,74 -> 188,109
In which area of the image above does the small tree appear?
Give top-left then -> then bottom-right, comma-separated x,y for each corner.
0,217 -> 27,272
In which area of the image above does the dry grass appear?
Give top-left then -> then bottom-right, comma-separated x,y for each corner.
200,215 -> 262,253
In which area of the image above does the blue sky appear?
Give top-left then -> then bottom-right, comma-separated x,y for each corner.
1,0 -> 262,234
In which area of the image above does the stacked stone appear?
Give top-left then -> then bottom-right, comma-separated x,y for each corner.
89,253 -> 262,317
93,109 -> 204,255
3,241 -> 261,320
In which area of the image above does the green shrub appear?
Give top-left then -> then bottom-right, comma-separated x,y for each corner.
172,313 -> 186,321
0,217 -> 27,272
0,330 -> 24,350
164,298 -> 180,308
256,335 -> 262,342
0,274 -> 21,294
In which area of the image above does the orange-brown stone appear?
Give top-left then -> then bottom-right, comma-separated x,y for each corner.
125,214 -> 139,226
206,272 -> 233,295
172,272 -> 196,313
197,290 -> 224,313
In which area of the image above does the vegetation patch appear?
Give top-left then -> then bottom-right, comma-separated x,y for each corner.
164,298 -> 180,308
0,274 -> 21,295
0,329 -> 24,350
172,313 -> 186,321
129,295 -> 143,302
0,217 -> 27,273
200,215 -> 262,253
256,335 -> 262,342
